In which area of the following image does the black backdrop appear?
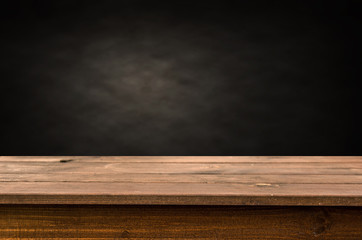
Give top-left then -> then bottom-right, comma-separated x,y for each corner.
1,0 -> 361,155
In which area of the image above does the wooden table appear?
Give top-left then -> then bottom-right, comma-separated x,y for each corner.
0,156 -> 361,239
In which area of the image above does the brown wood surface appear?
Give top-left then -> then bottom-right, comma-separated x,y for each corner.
1,156 -> 362,206
0,205 -> 361,239
1,156 -> 361,162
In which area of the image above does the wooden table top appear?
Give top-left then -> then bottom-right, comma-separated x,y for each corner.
0,156 -> 361,206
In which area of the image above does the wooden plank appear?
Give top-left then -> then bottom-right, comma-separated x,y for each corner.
1,156 -> 362,206
2,173 -> 362,184
1,156 -> 362,163
0,182 -> 362,205
1,162 -> 361,175
0,205 -> 361,239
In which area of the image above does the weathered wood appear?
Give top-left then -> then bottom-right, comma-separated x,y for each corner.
1,182 -> 362,205
1,157 -> 362,239
0,156 -> 362,205
1,162 -> 362,174
2,173 -> 362,184
0,205 -> 361,239
1,156 -> 361,163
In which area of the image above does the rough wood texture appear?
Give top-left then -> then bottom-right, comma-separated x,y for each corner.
0,156 -> 362,205
0,205 -> 361,239
1,157 -> 362,239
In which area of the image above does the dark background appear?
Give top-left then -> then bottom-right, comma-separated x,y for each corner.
1,0 -> 361,155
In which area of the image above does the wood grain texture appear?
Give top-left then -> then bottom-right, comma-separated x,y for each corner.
1,156 -> 362,163
1,156 -> 362,205
0,205 -> 361,239
2,173 -> 362,183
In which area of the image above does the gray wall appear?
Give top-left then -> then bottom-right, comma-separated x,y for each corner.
1,1 -> 361,155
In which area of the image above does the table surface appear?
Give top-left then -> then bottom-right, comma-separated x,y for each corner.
1,156 -> 361,206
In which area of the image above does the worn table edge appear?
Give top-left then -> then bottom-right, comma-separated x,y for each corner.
0,194 -> 361,206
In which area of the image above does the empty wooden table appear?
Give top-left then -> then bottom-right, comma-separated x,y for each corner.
0,156 -> 361,239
